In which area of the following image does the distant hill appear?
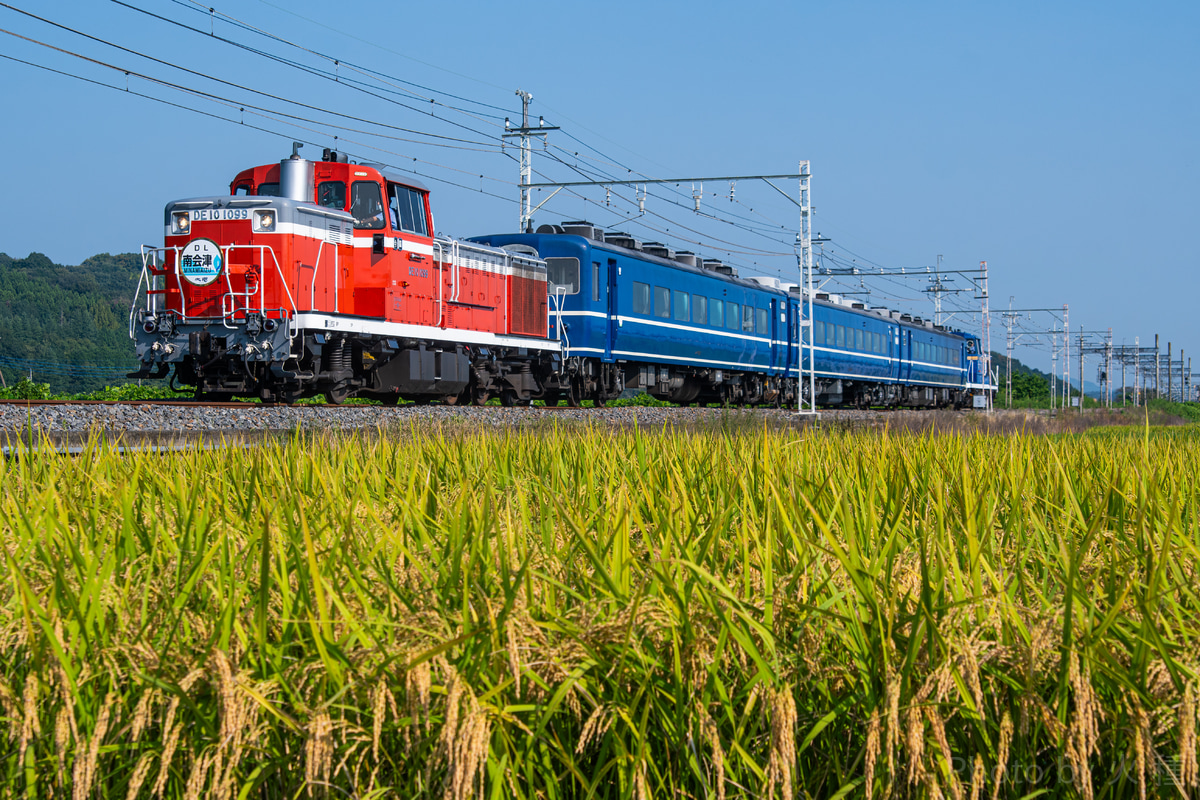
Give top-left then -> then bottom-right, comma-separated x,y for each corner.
0,252 -> 142,393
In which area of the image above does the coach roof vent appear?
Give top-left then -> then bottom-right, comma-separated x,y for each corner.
642,242 -> 675,259
851,302 -> 866,309
536,224 -> 565,234
871,306 -> 890,316
562,221 -> 603,240
816,292 -> 830,300
749,276 -> 782,290
674,251 -> 699,267
900,314 -> 913,322
604,232 -> 642,250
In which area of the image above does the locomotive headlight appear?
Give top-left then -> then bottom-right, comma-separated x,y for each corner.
171,211 -> 191,235
253,210 -> 276,232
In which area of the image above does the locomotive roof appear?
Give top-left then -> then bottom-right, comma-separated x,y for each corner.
359,163 -> 429,193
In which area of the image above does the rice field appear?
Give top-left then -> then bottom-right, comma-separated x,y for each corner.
1,419 -> 1199,799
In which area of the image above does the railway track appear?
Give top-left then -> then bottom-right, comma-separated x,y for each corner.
0,398 -> 632,411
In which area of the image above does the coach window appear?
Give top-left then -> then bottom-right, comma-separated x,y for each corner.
318,180 -> 346,209
693,295 -> 707,325
633,282 -> 651,314
674,291 -> 690,322
815,321 -> 825,345
835,326 -> 845,349
855,329 -> 863,351
592,262 -> 601,302
755,308 -> 768,335
741,306 -> 754,333
547,258 -> 580,295
710,298 -> 724,327
726,302 -> 740,330
654,286 -> 671,318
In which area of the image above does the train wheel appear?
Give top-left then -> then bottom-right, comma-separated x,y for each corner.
325,384 -> 350,405
472,387 -> 490,406
566,381 -> 582,407
441,394 -> 460,406
542,390 -> 562,407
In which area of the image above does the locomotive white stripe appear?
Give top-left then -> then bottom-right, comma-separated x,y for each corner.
292,313 -> 561,352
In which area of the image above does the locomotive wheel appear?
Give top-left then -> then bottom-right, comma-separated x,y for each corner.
500,388 -> 531,407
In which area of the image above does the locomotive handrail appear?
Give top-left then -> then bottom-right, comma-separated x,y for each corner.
308,240 -> 334,311
217,244 -> 297,337
433,240 -> 445,327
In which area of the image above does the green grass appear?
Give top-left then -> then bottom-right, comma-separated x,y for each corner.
2,424 -> 1200,798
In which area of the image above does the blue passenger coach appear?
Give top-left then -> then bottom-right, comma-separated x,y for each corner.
472,222 -> 988,408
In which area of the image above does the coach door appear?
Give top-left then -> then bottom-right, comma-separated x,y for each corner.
605,258 -> 618,361
770,299 -> 782,372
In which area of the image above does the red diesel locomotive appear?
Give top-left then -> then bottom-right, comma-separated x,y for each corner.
130,145 -> 561,404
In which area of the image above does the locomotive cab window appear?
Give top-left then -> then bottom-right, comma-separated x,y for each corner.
546,258 -> 580,295
257,182 -> 280,197
388,182 -> 429,236
351,181 -> 385,230
318,181 -> 345,209
233,183 -> 252,196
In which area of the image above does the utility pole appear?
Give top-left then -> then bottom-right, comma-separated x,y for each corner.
978,261 -> 992,410
1135,336 -> 1141,406
1168,342 -> 1173,400
503,89 -> 559,233
1078,325 -> 1085,412
1003,297 -> 1016,408
798,161 -> 817,416
1155,334 -> 1160,401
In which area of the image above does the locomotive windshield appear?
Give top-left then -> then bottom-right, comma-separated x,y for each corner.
351,181 -> 385,230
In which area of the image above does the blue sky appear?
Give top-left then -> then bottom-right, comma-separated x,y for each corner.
2,0 -> 1196,378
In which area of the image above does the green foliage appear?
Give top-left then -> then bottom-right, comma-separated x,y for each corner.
0,251 -> 142,394
1148,397 -> 1200,422
0,377 -> 52,400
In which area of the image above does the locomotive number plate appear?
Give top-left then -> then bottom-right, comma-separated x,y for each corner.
189,208 -> 252,221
